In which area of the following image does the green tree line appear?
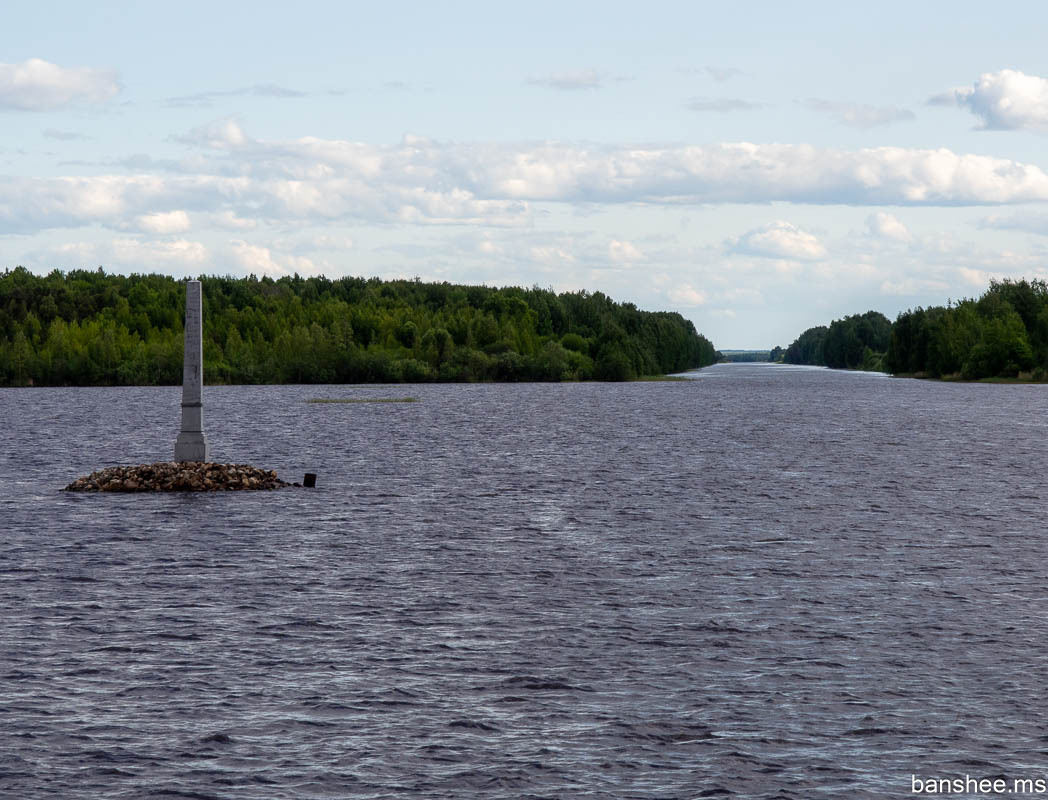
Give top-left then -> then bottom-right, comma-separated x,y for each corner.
778,278 -> 1048,380
718,350 -> 771,363
0,267 -> 717,386
883,279 -> 1048,379
782,311 -> 891,371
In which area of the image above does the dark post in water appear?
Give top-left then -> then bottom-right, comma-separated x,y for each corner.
174,280 -> 210,462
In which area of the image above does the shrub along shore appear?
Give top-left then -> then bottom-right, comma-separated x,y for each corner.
0,268 -> 716,386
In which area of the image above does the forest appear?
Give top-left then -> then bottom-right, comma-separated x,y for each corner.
782,311 -> 891,371
780,279 -> 1048,380
0,267 -> 717,386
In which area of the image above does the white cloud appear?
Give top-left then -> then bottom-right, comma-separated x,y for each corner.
802,98 -> 915,128
527,69 -> 606,90
111,237 -> 208,266
41,237 -> 209,271
0,174 -> 247,233
8,131 -> 1048,237
230,240 -> 322,277
165,83 -> 307,108
304,234 -> 355,251
131,210 -> 192,234
264,233 -> 354,260
879,277 -> 949,296
931,69 -> 1048,132
609,239 -> 643,262
958,266 -> 1000,288
866,212 -> 912,242
436,140 -> 1048,205
392,187 -> 527,225
207,210 -> 258,230
730,221 -> 827,260
722,287 -> 765,304
530,245 -> 575,265
667,285 -> 706,306
175,118 -> 251,150
477,238 -> 501,255
0,58 -> 119,111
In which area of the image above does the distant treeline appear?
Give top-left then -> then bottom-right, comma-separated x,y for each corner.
780,279 -> 1048,380
718,350 -> 771,363
0,267 -> 717,386
783,311 -> 891,371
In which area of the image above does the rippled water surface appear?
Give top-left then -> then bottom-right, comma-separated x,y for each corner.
4,364 -> 1048,798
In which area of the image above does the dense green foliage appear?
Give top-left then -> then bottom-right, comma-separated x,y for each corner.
782,312 -> 890,370
783,325 -> 828,366
0,267 -> 716,386
779,279 -> 1048,380
822,311 -> 891,370
884,279 -> 1047,379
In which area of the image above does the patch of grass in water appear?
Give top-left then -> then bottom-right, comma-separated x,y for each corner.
307,397 -> 419,404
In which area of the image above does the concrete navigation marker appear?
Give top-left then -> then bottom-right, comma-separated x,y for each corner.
174,280 -> 210,462
66,278 -> 292,491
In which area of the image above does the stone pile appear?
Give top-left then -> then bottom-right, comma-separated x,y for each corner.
64,462 -> 290,492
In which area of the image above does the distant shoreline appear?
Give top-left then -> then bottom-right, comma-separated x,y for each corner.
891,371 -> 1048,385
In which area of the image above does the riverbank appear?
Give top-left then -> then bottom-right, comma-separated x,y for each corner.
892,370 -> 1048,384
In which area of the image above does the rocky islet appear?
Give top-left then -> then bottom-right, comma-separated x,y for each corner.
64,462 -> 290,492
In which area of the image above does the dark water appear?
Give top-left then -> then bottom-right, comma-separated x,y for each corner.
4,364 -> 1048,798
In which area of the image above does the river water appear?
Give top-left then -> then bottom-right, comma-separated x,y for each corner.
3,364 -> 1048,798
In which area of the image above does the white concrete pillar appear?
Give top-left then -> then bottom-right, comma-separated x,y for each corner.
174,280 -> 210,462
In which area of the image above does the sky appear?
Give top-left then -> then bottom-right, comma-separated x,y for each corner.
4,1 -> 1048,348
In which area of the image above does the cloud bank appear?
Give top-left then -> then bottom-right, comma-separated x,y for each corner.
6,128 -> 1048,235
0,58 -> 119,111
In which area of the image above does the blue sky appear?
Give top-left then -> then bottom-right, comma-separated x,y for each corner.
4,1 -> 1048,348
